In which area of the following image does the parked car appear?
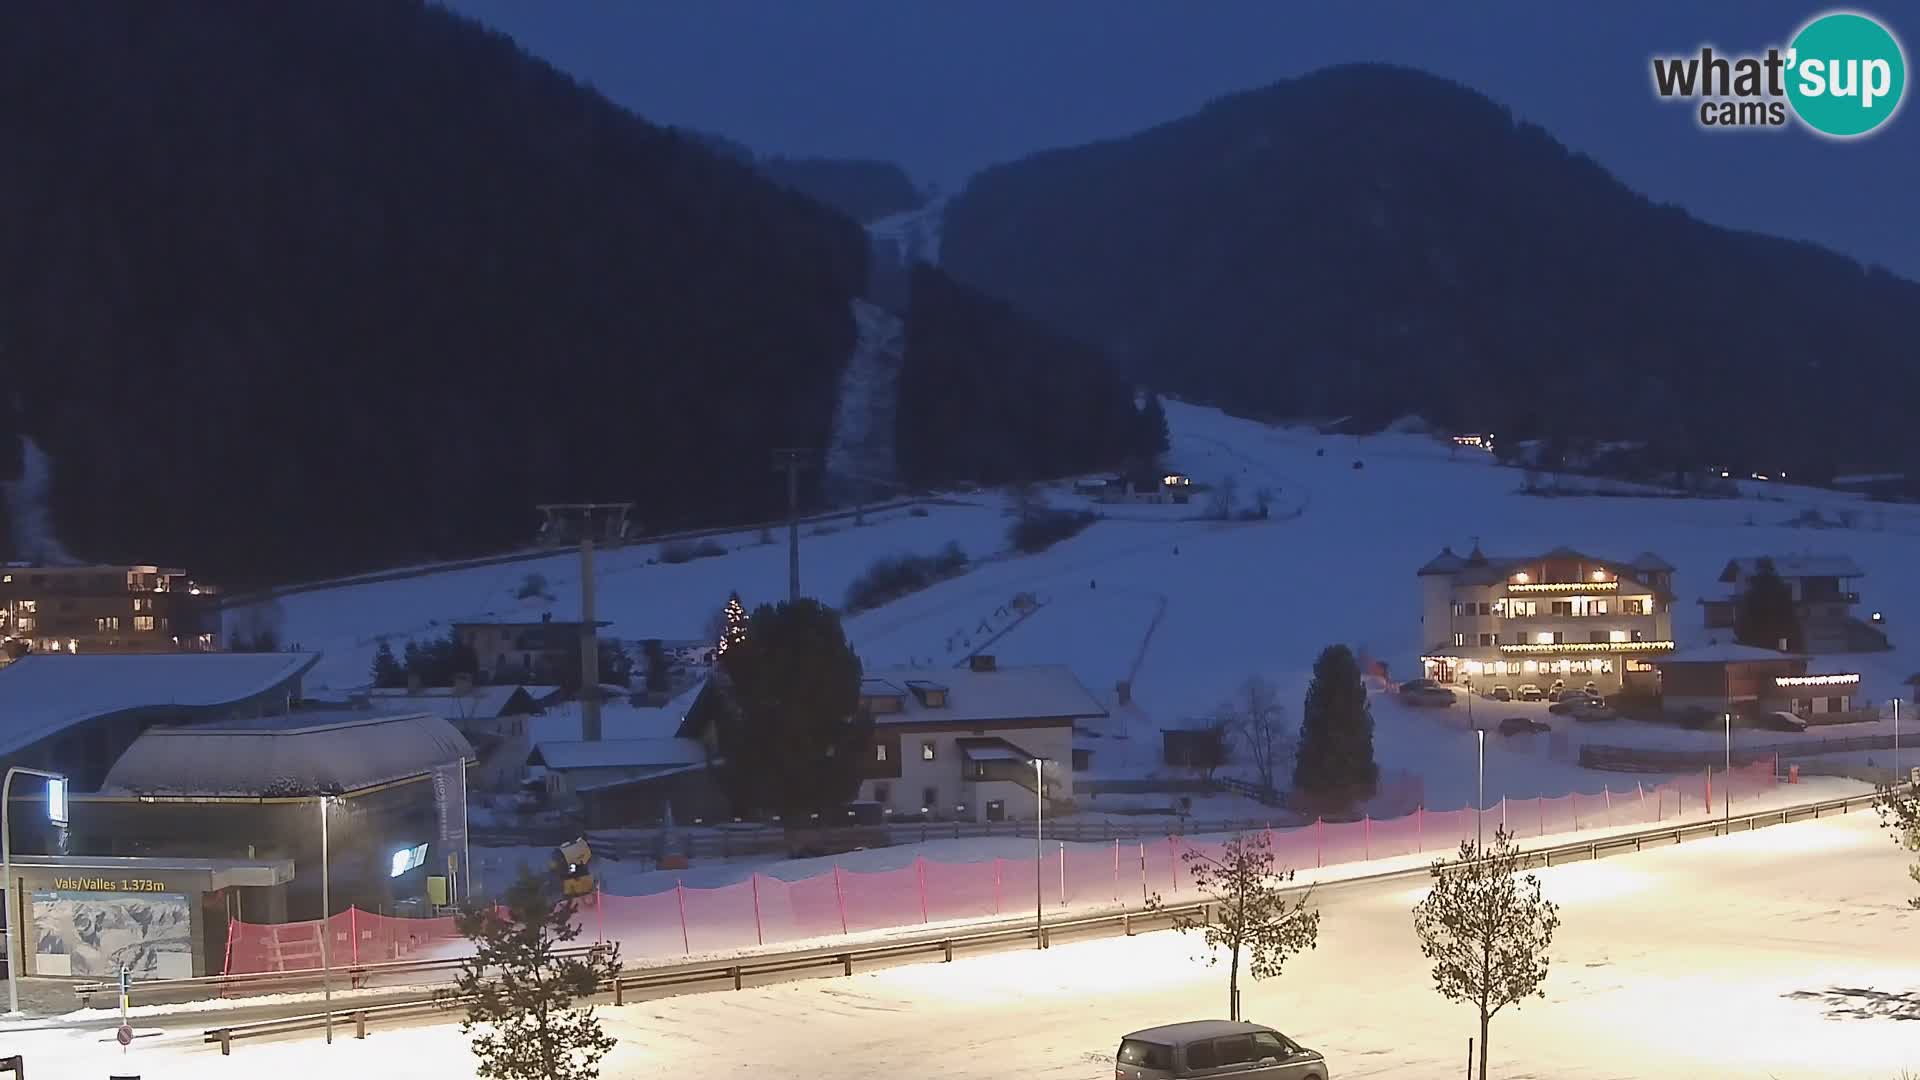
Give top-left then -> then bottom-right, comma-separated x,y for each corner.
1516,683 -> 1544,702
1401,685 -> 1457,707
1499,716 -> 1551,736
1568,700 -> 1617,722
1490,685 -> 1513,702
1547,691 -> 1598,715
1583,681 -> 1600,696
1546,680 -> 1567,702
1400,678 -> 1440,693
1118,1021 -> 1330,1080
1757,710 -> 1810,732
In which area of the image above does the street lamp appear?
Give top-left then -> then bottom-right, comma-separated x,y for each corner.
1894,699 -> 1902,782
1034,758 -> 1046,950
318,794 -> 335,1044
1723,712 -> 1732,832
3,766 -> 67,1016
1475,729 -> 1485,852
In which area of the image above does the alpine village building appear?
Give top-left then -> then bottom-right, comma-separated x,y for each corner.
1418,545 -> 1676,695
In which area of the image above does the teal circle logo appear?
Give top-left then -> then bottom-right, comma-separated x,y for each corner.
1786,11 -> 1906,137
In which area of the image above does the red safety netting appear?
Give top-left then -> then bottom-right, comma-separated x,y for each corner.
222,763 -> 1778,974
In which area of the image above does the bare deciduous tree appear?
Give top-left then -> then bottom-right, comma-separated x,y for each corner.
1206,473 -> 1239,519
1146,830 -> 1319,1021
1219,676 -> 1289,798
1873,780 -> 1920,908
1412,828 -> 1560,1080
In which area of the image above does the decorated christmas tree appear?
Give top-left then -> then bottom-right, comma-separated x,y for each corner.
716,591 -> 748,658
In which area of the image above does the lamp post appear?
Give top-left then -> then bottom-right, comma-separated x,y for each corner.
2,766 -> 66,1016
1723,712 -> 1732,832
319,794 -> 334,1044
1475,728 -> 1485,852
1034,758 -> 1045,950
1895,699 -> 1902,783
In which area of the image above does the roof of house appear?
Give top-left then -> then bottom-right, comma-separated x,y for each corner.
1652,643 -> 1806,665
528,737 -> 708,771
367,684 -> 559,720
1719,555 -> 1865,582
859,665 -> 1106,726
0,651 -> 321,760
954,736 -> 1035,763
1417,545 -> 1670,592
526,677 -> 709,743
99,711 -> 472,796
1629,552 -> 1676,572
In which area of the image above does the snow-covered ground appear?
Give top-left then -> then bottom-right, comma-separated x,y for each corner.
15,808 -> 1918,1078
241,398 -> 1920,819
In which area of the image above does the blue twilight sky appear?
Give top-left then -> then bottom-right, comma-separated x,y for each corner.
444,1 -> 1918,280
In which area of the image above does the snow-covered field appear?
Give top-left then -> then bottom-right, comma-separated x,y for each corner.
237,399 -> 1920,816
14,808 -> 1918,1078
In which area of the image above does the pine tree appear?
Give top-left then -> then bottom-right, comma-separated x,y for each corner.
1413,828 -> 1561,1080
452,869 -> 622,1080
715,591 -> 748,658
1138,391 -> 1171,459
370,640 -> 405,688
1293,644 -> 1378,794
1733,557 -> 1801,652
714,598 -> 866,818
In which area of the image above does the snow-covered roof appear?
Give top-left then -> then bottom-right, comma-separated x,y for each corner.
450,612 -> 611,628
100,711 -> 472,796
1653,643 -> 1805,665
367,684 -> 559,720
529,737 -> 708,771
861,665 -> 1106,726
1419,545 -> 1671,593
1719,555 -> 1865,581
526,677 -> 708,743
955,737 -> 1034,763
0,651 -> 321,759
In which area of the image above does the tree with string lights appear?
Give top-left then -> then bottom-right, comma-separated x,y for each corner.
715,591 -> 748,658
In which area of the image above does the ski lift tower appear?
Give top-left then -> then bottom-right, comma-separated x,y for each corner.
534,503 -> 634,742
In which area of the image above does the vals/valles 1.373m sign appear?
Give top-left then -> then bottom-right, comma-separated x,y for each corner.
1651,10 -> 1907,137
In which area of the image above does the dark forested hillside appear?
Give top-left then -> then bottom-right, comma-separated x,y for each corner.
757,157 -> 923,223
941,63 -> 1920,474
897,265 -> 1151,488
0,1 -> 868,585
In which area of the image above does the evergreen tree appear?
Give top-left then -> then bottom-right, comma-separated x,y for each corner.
1293,644 -> 1378,793
715,598 -> 867,819
715,592 -> 748,658
370,640 -> 405,688
1733,557 -> 1801,652
452,869 -> 622,1080
1138,391 -> 1171,459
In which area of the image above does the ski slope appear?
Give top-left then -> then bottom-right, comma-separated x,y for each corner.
13,810 -> 1917,1078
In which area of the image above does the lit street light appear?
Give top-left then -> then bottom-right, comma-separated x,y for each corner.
1724,712 -> 1732,832
3,766 -> 67,1016
1034,758 -> 1046,950
1475,728 -> 1485,852
319,794 -> 335,1044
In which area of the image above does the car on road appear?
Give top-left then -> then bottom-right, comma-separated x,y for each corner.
1489,685 -> 1513,702
1118,1020 -> 1330,1080
1516,683 -> 1544,702
1499,716 -> 1551,736
1757,710 -> 1809,732
1401,684 -> 1457,707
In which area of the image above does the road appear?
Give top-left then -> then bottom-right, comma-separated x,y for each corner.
9,807 -> 1914,1078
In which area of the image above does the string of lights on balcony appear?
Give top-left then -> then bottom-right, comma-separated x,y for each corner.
1504,581 -> 1620,594
1497,640 -> 1676,655
1773,673 -> 1860,687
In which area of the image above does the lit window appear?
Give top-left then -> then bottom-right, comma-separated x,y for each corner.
132,597 -> 152,612
1512,572 -> 1530,584
1591,570 -> 1607,582
921,742 -> 936,761
1595,599 -> 1609,615
1452,632 -> 1466,647
133,615 -> 156,631
16,600 -> 34,613
15,617 -> 32,633
1535,632 -> 1554,645
875,744 -> 888,762
96,616 -> 120,632
1609,629 -> 1630,643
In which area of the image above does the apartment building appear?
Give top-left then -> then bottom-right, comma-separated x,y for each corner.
854,656 -> 1105,823
1417,544 -> 1675,695
0,564 -> 216,660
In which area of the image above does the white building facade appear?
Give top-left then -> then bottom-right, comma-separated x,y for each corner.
1417,545 -> 1676,695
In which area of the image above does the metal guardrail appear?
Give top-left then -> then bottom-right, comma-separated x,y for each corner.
201,785 -> 1889,1052
75,945 -> 600,1009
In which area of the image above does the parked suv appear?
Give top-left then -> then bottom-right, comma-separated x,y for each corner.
1489,685 -> 1513,702
1516,683 -> 1544,702
1118,1021 -> 1330,1080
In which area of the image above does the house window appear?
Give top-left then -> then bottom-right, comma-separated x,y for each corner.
921,742 -> 936,761
1827,696 -> 1845,713
875,744 -> 888,762
1477,602 -> 1491,616
921,787 -> 937,811
96,616 -> 120,632
1553,632 -> 1564,644
1478,633 -> 1494,647
1452,602 -> 1467,617
132,597 -> 152,612
15,600 -> 34,614
1595,599 -> 1609,615
1631,629 -> 1643,642
1535,632 -> 1554,645
1552,601 -> 1571,617
1590,631 -> 1607,643
1452,632 -> 1466,647
1609,629 -> 1630,643
14,617 -> 33,633
133,615 -> 155,631
985,799 -> 1006,822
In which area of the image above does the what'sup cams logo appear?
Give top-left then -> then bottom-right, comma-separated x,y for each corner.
1652,10 -> 1906,137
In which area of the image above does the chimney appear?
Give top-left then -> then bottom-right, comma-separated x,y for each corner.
969,654 -> 997,673
1115,679 -> 1131,705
